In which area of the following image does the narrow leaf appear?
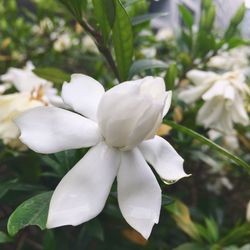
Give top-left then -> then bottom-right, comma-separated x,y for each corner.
178,5 -> 193,30
131,12 -> 168,26
92,0 -> 114,42
112,0 -> 133,81
7,191 -> 52,236
33,68 -> 70,85
128,59 -> 168,79
164,121 -> 250,171
165,63 -> 177,90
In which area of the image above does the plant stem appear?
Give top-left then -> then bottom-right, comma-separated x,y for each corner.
78,19 -> 121,81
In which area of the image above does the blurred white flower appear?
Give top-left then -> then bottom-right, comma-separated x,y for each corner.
206,176 -> 233,195
208,129 -> 239,151
82,35 -> 98,53
141,47 -> 157,58
156,27 -> 174,42
1,61 -> 48,93
32,17 -> 54,35
208,46 -> 250,73
0,93 -> 42,149
179,70 -> 250,134
0,62 -> 60,149
16,74 -> 189,239
53,33 -> 73,52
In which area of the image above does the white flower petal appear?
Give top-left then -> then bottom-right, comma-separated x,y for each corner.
98,77 -> 167,149
1,62 -> 48,93
62,74 -> 105,120
186,70 -> 217,85
117,148 -> 161,239
179,82 -> 212,104
197,98 -> 234,134
162,91 -> 172,118
196,97 -> 224,127
139,136 -> 189,182
231,93 -> 249,126
202,80 -> 229,100
15,106 -> 101,154
47,142 -> 120,228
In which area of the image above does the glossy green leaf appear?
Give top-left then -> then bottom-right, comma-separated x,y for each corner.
7,191 -> 53,236
92,0 -> 114,42
164,121 -> 250,171
58,0 -> 86,21
165,63 -> 177,90
0,231 -> 12,243
128,59 -> 168,79
33,67 -> 70,85
131,12 -> 168,26
112,0 -> 133,81
178,5 -> 193,30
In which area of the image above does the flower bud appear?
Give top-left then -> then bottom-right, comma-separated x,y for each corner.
97,77 -> 171,150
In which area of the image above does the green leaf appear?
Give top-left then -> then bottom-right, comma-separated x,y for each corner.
112,0 -> 134,81
178,5 -> 193,30
164,121 -> 250,171
224,4 -> 246,40
7,191 -> 53,236
128,59 -> 168,79
0,231 -> 12,243
162,195 -> 174,206
33,67 -> 70,85
173,243 -> 206,250
218,223 -> 250,246
58,0 -> 86,22
227,37 -> 249,49
43,230 -> 56,250
204,217 -> 219,243
165,63 -> 177,90
0,179 -> 45,199
85,219 -> 104,241
131,12 -> 168,26
92,0 -> 114,42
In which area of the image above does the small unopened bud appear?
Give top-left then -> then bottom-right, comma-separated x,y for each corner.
231,4 -> 246,26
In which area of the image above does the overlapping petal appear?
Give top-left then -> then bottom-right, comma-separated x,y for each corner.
16,106 -> 101,154
117,148 -> 161,239
186,70 -> 217,85
179,81 -> 212,104
139,136 -> 188,182
62,74 -> 105,120
47,142 -> 120,228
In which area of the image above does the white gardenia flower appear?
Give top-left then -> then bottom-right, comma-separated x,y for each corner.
15,74 -> 189,239
179,70 -> 250,134
82,35 -> 98,53
53,33 -> 73,52
208,130 -> 239,151
141,47 -> 157,58
0,62 -> 61,149
1,61 -> 48,93
208,46 -> 250,72
1,61 -> 61,105
156,27 -> 174,42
